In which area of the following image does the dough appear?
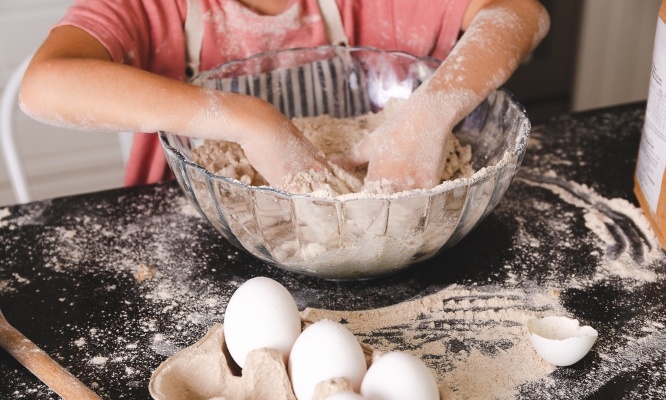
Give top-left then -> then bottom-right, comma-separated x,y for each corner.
191,99 -> 473,197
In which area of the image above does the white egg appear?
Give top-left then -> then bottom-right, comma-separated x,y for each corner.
360,351 -> 439,400
288,319 -> 368,400
527,315 -> 598,367
325,391 -> 366,400
223,277 -> 301,368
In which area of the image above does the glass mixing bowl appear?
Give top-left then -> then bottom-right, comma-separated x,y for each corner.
159,46 -> 530,279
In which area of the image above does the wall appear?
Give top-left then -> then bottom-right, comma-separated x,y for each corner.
0,0 -> 125,206
503,0 -> 583,121
573,0 -> 661,111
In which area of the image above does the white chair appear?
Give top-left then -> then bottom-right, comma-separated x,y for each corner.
0,55 -> 133,203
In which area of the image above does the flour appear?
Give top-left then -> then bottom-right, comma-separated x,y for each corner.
191,99 -> 474,197
0,280 -> 11,294
135,263 -> 157,282
11,273 -> 30,285
192,141 -> 265,186
0,208 -> 10,228
2,165 -> 665,398
301,284 -> 562,400
517,171 -> 662,287
90,356 -> 109,366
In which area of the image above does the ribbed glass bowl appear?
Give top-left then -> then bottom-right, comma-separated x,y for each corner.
159,46 -> 530,279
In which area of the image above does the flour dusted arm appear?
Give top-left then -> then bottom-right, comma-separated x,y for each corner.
19,25 -> 332,189
351,0 -> 550,192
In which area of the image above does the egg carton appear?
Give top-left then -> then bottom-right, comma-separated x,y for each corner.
150,311 -> 456,400
148,317 -> 386,400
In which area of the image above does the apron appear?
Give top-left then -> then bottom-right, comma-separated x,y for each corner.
124,0 -> 366,186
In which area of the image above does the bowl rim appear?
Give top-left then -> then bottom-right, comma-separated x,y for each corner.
160,46 -> 530,202
190,44 -> 444,83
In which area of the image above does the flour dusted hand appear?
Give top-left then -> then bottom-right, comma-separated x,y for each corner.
208,96 -> 335,190
351,96 -> 455,192
347,0 -> 551,192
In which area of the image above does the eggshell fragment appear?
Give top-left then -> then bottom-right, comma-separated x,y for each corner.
527,316 -> 598,367
223,277 -> 302,369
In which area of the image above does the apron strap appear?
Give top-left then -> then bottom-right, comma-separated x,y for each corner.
184,0 -> 204,78
317,0 -> 349,46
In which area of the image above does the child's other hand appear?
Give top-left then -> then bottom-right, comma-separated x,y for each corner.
350,99 -> 453,192
352,104 -> 450,192
234,100 -> 332,189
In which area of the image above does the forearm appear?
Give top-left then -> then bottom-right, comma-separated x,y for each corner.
20,55 -> 270,144
416,0 -> 550,125
18,25 -> 331,187
353,0 -> 549,191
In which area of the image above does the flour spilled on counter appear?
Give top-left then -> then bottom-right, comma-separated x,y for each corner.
0,272 -> 30,296
135,263 -> 157,282
0,207 -> 11,228
302,284 -> 563,399
517,170 -> 662,287
0,280 -> 11,293
1,174 -> 665,399
0,191 -> 227,399
90,356 -> 109,366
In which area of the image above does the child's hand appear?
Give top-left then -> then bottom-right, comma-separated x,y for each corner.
350,88 -> 469,192
349,0 -> 551,193
214,95 -> 336,189
236,103 -> 333,189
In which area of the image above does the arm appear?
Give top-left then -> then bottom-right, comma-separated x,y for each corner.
19,26 -> 331,188
351,0 -> 550,192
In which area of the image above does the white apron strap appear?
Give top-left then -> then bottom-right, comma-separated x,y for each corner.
184,0 -> 204,78
317,0 -> 349,46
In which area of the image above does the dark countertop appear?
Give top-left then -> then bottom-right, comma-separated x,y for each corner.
1,102 -> 665,399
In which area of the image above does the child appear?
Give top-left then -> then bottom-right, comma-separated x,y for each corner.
19,0 -> 549,192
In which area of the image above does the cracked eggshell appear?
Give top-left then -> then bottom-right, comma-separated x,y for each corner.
527,316 -> 598,367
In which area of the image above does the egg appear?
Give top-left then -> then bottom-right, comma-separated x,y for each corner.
223,277 -> 301,369
360,351 -> 439,400
527,315 -> 598,367
288,319 -> 368,400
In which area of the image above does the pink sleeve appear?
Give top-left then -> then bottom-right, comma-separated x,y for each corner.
53,0 -> 187,79
432,0 -> 472,60
55,0 -> 150,67
52,0 -> 189,187
338,0 -> 471,60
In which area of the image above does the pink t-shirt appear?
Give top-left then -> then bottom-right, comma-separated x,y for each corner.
55,0 -> 471,186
